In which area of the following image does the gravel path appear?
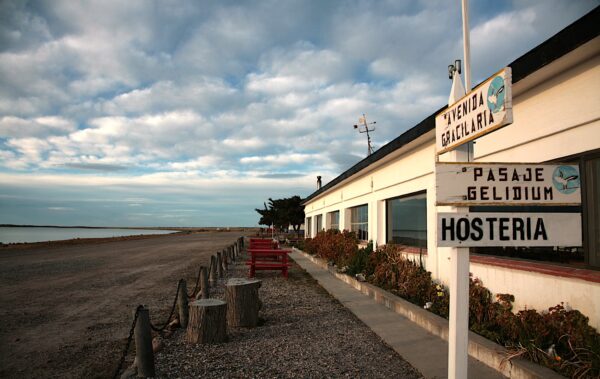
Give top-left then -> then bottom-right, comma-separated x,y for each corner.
155,250 -> 423,378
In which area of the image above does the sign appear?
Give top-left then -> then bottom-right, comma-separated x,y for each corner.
436,67 -> 513,154
437,212 -> 581,247
436,163 -> 581,206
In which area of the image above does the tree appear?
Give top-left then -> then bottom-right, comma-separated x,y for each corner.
255,195 -> 305,236
255,202 -> 274,228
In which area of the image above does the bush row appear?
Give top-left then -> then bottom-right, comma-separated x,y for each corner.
301,230 -> 600,378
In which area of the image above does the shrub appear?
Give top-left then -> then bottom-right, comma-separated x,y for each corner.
301,239 -> 600,377
303,229 -> 358,267
346,241 -> 373,276
364,244 -> 599,377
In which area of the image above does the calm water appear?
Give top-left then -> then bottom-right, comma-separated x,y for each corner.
0,227 -> 175,244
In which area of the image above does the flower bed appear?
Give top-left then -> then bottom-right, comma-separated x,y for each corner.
303,230 -> 600,378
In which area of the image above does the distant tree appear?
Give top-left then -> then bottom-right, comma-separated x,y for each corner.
255,202 -> 274,227
255,195 -> 305,236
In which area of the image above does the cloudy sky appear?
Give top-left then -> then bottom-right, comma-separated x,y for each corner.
0,1 -> 596,227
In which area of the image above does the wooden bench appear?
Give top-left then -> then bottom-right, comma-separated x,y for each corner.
246,248 -> 291,278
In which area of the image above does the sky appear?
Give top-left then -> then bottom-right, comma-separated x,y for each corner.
0,1 -> 597,227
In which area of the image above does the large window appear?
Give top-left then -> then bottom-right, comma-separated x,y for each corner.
315,214 -> 323,233
386,192 -> 427,249
328,211 -> 340,230
471,150 -> 600,269
305,217 -> 312,238
350,205 -> 368,240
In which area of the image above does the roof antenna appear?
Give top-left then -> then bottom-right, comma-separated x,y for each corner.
353,113 -> 376,156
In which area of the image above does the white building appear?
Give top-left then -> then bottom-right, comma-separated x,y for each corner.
303,9 -> 600,329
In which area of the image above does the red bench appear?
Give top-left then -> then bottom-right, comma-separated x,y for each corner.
249,238 -> 278,249
246,248 -> 291,278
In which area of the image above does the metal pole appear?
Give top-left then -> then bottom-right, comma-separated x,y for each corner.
447,2 -> 472,379
462,0 -> 472,91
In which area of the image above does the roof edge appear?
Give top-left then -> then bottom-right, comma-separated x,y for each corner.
302,6 -> 600,206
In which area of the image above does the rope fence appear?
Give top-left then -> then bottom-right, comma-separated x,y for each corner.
112,237 -> 245,379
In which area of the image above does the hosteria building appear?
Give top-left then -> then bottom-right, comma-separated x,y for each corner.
302,9 -> 600,329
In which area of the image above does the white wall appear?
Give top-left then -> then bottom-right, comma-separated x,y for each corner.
304,39 -> 600,329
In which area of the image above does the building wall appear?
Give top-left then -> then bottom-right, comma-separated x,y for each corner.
304,39 -> 600,329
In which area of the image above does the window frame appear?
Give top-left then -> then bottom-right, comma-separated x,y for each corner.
385,190 -> 428,250
327,210 -> 340,230
315,214 -> 323,233
349,204 -> 368,241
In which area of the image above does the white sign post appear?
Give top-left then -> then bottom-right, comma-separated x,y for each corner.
436,163 -> 582,206
436,67 -> 512,155
438,212 -> 582,247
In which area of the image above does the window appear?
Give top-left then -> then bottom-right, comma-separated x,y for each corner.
350,205 -> 368,240
315,214 -> 323,233
305,217 -> 312,238
470,150 -> 600,269
469,205 -> 583,266
386,192 -> 427,250
328,211 -> 340,230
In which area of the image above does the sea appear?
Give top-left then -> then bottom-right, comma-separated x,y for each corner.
0,226 -> 176,244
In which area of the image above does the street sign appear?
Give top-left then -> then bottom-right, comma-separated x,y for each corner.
436,67 -> 513,154
436,163 -> 581,206
437,212 -> 582,247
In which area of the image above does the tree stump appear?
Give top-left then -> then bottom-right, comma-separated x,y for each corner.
186,299 -> 227,344
225,278 -> 262,327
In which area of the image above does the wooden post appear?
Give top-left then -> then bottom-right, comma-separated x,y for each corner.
209,255 -> 217,286
216,252 -> 224,278
134,306 -> 155,377
199,266 -> 209,299
222,249 -> 228,271
177,279 -> 189,328
186,299 -> 227,344
225,278 -> 262,327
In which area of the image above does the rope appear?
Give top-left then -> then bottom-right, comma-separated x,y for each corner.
150,279 -> 182,332
113,305 -> 143,379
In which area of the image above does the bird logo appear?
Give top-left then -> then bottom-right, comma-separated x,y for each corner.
552,166 -> 580,195
487,76 -> 506,113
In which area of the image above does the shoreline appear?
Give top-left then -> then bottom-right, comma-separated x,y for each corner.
0,227 -> 259,249
0,231 -> 190,250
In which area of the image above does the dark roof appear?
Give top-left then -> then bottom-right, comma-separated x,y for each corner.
302,6 -> 599,205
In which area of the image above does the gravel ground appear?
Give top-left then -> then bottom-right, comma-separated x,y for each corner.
154,250 -> 424,378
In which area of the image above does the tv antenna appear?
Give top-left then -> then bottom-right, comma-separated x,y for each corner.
353,113 -> 376,155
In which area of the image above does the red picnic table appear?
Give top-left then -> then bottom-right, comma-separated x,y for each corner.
246,248 -> 291,279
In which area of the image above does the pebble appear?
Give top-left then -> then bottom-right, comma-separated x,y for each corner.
154,252 -> 423,378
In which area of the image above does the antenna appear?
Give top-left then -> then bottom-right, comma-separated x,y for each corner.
353,113 -> 376,155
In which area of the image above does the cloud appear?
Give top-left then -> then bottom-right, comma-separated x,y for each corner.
63,163 -> 127,171
0,115 -> 76,138
0,0 -> 596,226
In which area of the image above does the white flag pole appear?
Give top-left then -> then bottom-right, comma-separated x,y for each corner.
447,1 -> 472,379
462,0 -> 472,91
